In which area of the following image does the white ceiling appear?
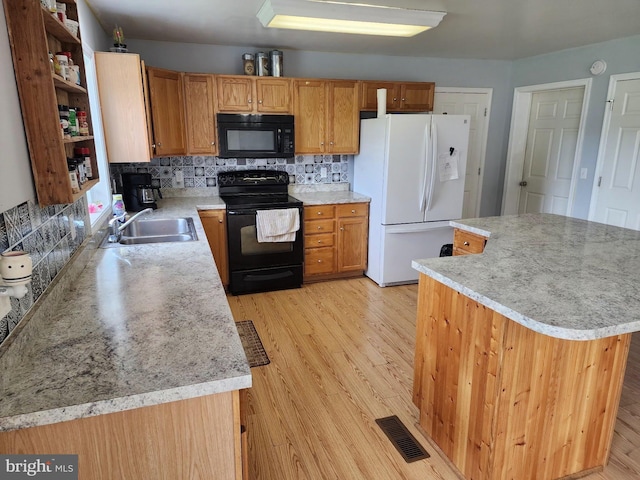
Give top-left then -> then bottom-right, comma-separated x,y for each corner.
85,0 -> 640,60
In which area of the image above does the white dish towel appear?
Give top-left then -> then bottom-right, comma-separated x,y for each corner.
256,208 -> 300,243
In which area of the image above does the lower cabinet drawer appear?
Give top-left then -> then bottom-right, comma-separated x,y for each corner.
305,219 -> 335,234
304,232 -> 334,248
336,203 -> 368,218
305,247 -> 335,276
453,229 -> 486,255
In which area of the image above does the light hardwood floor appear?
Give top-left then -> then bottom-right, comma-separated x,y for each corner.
227,278 -> 640,480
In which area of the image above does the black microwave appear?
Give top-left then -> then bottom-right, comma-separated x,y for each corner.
217,114 -> 295,158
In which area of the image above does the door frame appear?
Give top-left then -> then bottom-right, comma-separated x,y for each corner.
434,87 -> 492,218
501,79 -> 592,216
588,72 -> 640,221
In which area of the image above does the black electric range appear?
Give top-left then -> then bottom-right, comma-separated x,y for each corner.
218,170 -> 304,295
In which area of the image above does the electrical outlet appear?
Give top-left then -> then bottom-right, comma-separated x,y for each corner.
173,169 -> 184,187
320,167 -> 328,178
580,168 -> 588,180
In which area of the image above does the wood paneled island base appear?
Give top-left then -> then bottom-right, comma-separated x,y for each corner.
412,274 -> 631,480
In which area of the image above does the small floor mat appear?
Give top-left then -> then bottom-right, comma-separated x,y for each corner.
236,320 -> 270,367
376,415 -> 430,463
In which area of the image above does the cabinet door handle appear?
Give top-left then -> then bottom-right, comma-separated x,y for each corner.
320,142 -> 324,146
340,227 -> 344,231
317,240 -> 322,244
330,141 -> 334,145
211,141 -> 215,146
351,209 -> 356,213
317,259 -> 322,263
219,219 -> 223,224
317,211 -> 323,215
248,99 -> 252,104
463,241 -> 470,246
317,226 -> 323,230
157,142 -> 162,147
401,98 -> 406,101
258,100 -> 263,104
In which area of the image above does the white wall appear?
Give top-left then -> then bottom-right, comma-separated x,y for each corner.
0,0 -> 109,213
511,34 -> 640,219
129,39 -> 513,217
0,5 -> 35,212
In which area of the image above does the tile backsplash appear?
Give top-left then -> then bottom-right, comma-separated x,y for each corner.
0,197 -> 89,346
109,154 -> 353,189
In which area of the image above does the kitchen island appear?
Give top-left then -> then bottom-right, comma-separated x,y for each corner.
411,213 -> 640,480
0,197 -> 250,479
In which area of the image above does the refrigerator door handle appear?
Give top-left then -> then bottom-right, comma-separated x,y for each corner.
419,122 -> 430,213
424,120 -> 438,215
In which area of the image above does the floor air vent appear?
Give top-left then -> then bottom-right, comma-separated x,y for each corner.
375,415 -> 430,463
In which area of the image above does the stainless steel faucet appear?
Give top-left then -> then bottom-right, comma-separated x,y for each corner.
107,208 -> 153,243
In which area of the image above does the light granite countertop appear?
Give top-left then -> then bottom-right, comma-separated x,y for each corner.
412,213 -> 640,341
290,190 -> 370,205
0,189 -> 369,432
0,196 -> 247,432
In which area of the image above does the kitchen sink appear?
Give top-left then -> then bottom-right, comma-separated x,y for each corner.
100,217 -> 198,248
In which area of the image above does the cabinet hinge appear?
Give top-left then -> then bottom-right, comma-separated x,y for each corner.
484,107 -> 487,117
477,167 -> 481,175
598,176 -> 602,187
607,99 -> 614,111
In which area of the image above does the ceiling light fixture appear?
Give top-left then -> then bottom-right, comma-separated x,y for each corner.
257,0 -> 446,37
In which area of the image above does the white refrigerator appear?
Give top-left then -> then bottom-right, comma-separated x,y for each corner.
354,114 -> 470,286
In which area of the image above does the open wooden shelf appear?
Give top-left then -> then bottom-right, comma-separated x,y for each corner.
40,5 -> 80,45
4,0 -> 100,206
53,73 -> 87,94
63,135 -> 94,144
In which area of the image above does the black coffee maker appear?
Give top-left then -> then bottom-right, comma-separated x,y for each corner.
121,173 -> 158,211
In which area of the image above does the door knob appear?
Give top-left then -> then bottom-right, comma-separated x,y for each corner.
519,181 -> 528,186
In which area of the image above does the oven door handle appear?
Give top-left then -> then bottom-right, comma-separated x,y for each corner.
227,209 -> 256,216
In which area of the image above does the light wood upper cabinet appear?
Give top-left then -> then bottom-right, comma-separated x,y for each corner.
400,82 -> 435,111
360,80 -> 435,112
183,74 -> 218,156
95,52 -> 153,163
359,81 -> 399,111
3,0 -> 100,205
294,79 -> 359,155
255,78 -> 292,113
216,75 -> 292,113
328,81 -> 360,154
147,67 -> 186,157
293,80 -> 327,155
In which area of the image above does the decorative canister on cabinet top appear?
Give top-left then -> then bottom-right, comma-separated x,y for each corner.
256,52 -> 269,76
242,53 -> 255,75
270,50 -> 283,77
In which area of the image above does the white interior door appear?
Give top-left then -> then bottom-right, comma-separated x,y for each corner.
433,89 -> 491,218
518,88 -> 584,214
590,77 -> 640,230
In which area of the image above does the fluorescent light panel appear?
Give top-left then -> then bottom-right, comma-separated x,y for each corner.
257,0 -> 446,37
